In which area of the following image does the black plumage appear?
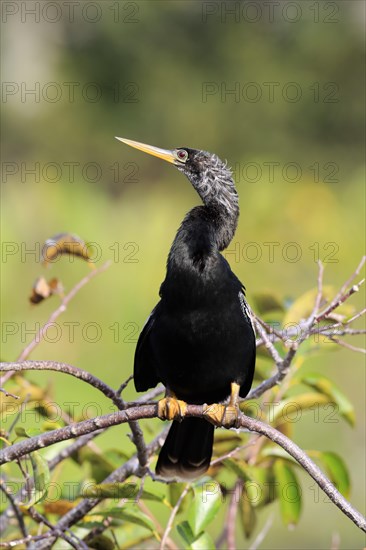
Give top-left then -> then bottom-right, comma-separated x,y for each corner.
117,139 -> 256,480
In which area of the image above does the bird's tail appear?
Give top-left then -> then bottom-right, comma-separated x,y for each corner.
156,418 -> 214,480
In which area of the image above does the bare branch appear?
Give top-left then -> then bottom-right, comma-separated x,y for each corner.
0,360 -> 149,472
330,255 -> 366,308
0,261 -> 111,388
1,405 -> 365,534
0,533 -> 55,548
238,413 -> 366,532
210,437 -> 260,467
0,479 -> 28,540
328,337 -> 366,354
252,315 -> 283,364
27,507 -> 88,550
226,480 -> 242,550
308,260 -> 325,324
160,484 -> 190,550
248,513 -> 274,550
316,279 -> 365,323
345,307 -> 366,325
0,361 -> 125,408
116,374 -> 134,395
246,344 -> 298,400
0,387 -> 19,400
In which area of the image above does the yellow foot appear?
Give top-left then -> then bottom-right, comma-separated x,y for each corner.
203,403 -> 239,428
157,397 -> 187,421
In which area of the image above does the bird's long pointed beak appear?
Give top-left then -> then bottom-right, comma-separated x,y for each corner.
115,137 -> 175,164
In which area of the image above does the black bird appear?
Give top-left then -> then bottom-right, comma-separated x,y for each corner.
116,137 -> 256,480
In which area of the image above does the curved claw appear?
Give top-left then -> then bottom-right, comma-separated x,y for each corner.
158,397 -> 187,421
203,403 -> 239,428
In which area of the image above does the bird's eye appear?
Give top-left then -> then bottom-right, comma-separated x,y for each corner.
175,150 -> 188,162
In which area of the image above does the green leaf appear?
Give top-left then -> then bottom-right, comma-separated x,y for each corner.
82,482 -> 138,499
86,534 -> 115,550
79,449 -> 116,482
140,488 -> 166,502
213,432 -> 243,454
177,521 -> 216,550
82,482 -> 164,503
95,506 -> 156,534
14,427 -> 29,438
177,520 -> 195,546
190,532 -> 216,550
168,483 -> 190,514
244,466 -> 277,508
188,481 -> 222,537
253,292 -> 284,314
271,392 -> 330,425
273,460 -> 302,527
299,373 -> 355,426
25,452 -> 50,508
283,286 -> 354,326
260,446 -> 299,466
239,483 -> 257,538
310,451 -> 350,498
224,459 -> 253,482
14,426 -> 44,438
283,287 -> 321,325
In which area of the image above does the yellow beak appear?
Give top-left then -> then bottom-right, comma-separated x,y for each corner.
115,137 -> 176,164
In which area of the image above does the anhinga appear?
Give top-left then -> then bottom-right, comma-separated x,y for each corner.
116,137 -> 256,480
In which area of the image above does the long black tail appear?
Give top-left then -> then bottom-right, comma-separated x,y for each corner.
156,418 -> 214,480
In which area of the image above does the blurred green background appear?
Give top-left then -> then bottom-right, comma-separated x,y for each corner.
1,1 -> 365,548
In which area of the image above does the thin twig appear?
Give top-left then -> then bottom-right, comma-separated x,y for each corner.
0,430 -> 104,536
0,361 -> 128,410
8,394 -> 31,436
210,437 -> 260,467
316,279 -> 365,323
345,307 -> 366,325
328,337 -> 366,354
116,374 -> 134,396
0,479 -> 28,540
227,480 -> 242,550
248,513 -> 274,550
329,256 -> 366,309
160,484 -> 190,550
0,533 -> 55,548
246,344 -> 298,401
0,261 -> 111,388
252,316 -> 283,364
27,507 -> 87,550
308,260 -> 325,324
0,387 -> 19,399
34,426 -> 170,550
253,316 -> 285,343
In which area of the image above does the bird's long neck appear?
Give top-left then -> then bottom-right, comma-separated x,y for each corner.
168,168 -> 239,272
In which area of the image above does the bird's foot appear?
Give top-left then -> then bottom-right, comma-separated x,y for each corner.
203,403 -> 239,428
157,397 -> 187,421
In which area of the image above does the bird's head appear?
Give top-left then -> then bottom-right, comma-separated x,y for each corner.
116,137 -> 238,217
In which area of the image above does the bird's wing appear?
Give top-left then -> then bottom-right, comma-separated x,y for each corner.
133,303 -> 161,392
238,288 -> 257,398
238,289 -> 254,327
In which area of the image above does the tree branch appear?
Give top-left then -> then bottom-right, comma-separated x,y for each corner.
160,483 -> 190,550
1,405 -> 365,534
35,426 -> 170,550
0,360 -> 149,472
0,479 -> 28,541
